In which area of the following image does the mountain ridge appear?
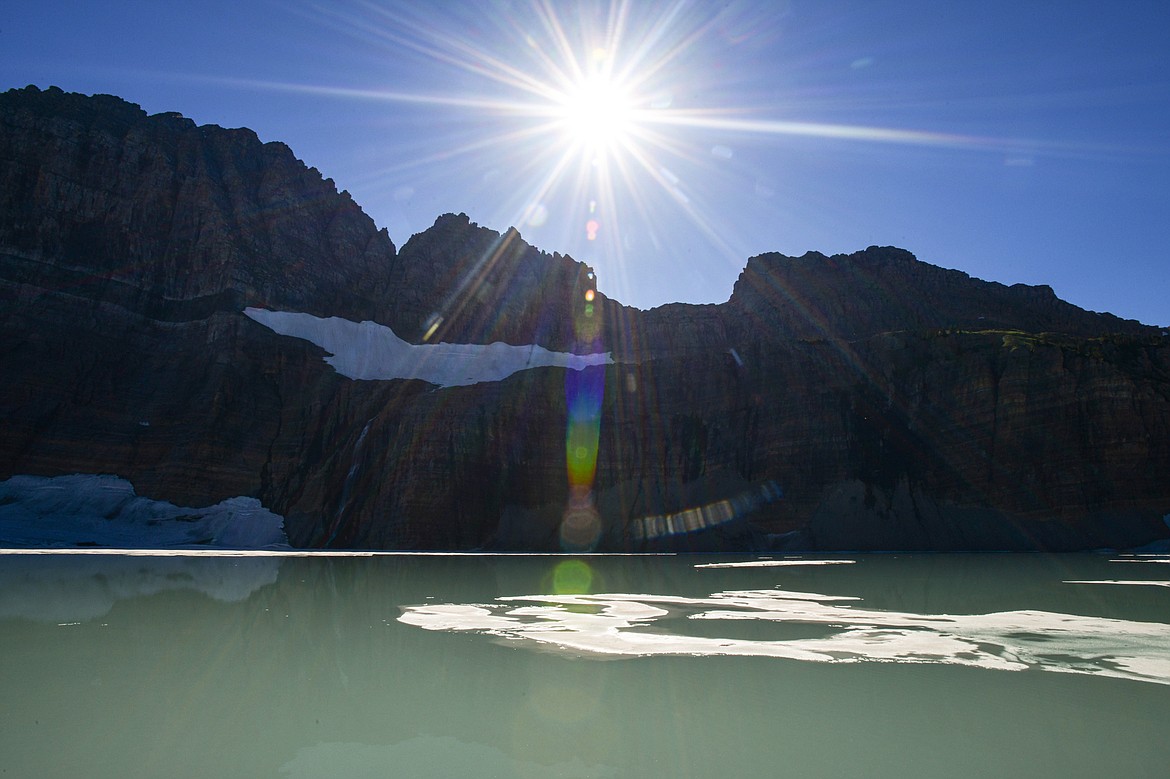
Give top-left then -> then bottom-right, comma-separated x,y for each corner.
2,85 -> 1168,551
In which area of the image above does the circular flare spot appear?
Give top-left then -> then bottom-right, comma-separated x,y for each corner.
559,507 -> 602,552
525,202 -> 548,226
552,558 -> 594,593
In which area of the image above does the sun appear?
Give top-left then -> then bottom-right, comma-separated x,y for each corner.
303,2 -> 793,281
296,2 -> 1010,273
553,73 -> 635,154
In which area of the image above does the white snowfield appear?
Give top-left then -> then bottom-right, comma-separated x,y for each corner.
0,474 -> 289,549
244,307 -> 612,387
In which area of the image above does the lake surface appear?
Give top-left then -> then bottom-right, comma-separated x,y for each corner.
2,551 -> 1168,777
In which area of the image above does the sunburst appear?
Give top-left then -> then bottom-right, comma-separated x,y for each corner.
235,0 -> 1045,308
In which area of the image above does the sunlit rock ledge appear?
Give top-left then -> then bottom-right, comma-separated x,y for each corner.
244,307 -> 612,387
0,474 -> 289,549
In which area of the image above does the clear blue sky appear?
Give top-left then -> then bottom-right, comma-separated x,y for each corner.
4,1 -> 1169,325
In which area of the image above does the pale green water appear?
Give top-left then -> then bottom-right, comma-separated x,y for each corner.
1,552 -> 1168,778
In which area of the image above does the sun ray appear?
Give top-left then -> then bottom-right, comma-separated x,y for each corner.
530,0 -> 590,89
210,76 -> 541,114
265,0 -> 1144,321
616,139 -> 753,267
351,3 -> 569,104
366,120 -> 567,174
615,1 -> 719,91
641,111 -> 1048,155
500,141 -> 594,239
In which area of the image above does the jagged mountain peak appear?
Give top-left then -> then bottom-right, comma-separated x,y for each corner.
405,212 -> 588,273
388,210 -> 598,348
730,241 -> 1148,341
1,85 -> 396,323
5,84 -> 264,155
4,84 -> 152,127
753,245 -> 920,267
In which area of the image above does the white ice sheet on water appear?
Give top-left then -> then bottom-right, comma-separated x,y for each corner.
244,308 -> 612,387
399,587 -> 1170,686
693,559 -> 855,569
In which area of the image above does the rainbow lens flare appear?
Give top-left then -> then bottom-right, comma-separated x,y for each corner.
562,364 -> 603,551
561,276 -> 605,551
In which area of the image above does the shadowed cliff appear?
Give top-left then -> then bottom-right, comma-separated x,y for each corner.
2,86 -> 1168,551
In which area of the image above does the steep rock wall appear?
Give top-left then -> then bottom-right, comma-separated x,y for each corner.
2,86 -> 1169,551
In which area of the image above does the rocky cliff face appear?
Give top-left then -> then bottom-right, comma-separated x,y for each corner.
0,86 -> 399,323
2,86 -> 1168,551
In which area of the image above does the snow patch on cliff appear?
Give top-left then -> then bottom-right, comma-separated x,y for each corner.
244,307 -> 612,387
0,474 -> 288,549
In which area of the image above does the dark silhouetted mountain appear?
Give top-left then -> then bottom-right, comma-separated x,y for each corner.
2,86 -> 1168,551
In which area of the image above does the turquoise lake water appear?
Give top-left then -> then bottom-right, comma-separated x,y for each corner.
1,552 -> 1168,777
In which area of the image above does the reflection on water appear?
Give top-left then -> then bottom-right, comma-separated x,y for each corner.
2,552 -> 1168,778
0,552 -> 280,622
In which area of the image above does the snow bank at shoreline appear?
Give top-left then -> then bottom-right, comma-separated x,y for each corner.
0,474 -> 289,549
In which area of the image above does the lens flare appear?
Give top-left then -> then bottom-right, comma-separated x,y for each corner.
559,501 -> 602,552
551,558 -> 595,595
561,273 -> 605,552
565,367 -> 603,491
422,313 -> 443,342
629,481 -> 784,543
524,202 -> 548,226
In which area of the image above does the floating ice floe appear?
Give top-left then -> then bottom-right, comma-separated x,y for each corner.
694,559 -> 855,569
399,586 -> 1170,686
1111,556 -> 1170,565
1065,580 -> 1170,588
0,474 -> 289,549
244,307 -> 612,387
